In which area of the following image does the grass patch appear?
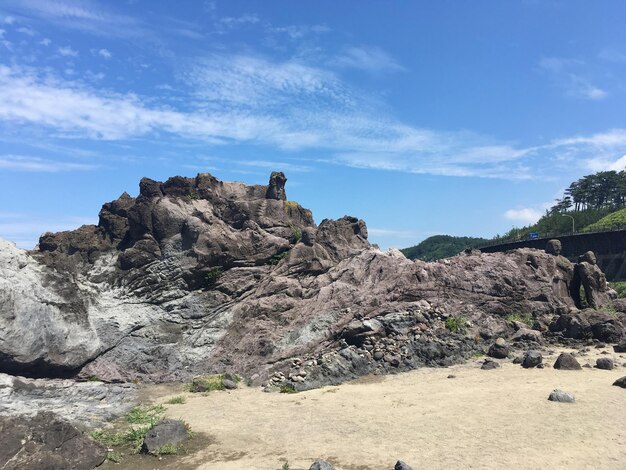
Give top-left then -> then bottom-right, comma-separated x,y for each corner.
155,443 -> 179,455
189,374 -> 225,392
444,316 -> 467,333
505,312 -> 533,326
126,405 -> 166,425
279,383 -> 297,394
106,451 -> 122,463
269,250 -> 289,265
282,462 -> 291,470
166,395 -> 187,405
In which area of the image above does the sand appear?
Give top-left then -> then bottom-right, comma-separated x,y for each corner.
136,348 -> 625,470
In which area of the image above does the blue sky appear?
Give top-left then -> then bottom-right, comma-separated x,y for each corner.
0,0 -> 625,249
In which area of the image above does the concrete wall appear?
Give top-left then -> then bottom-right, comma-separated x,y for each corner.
480,230 -> 626,281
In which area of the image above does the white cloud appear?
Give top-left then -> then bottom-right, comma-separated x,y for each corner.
97,48 -> 111,59
0,155 -> 97,171
40,37 -> 51,46
368,228 -> 420,239
16,26 -> 36,36
58,45 -> 78,57
333,45 -> 405,73
4,16 -> 15,25
586,154 -> 626,172
504,208 -> 543,224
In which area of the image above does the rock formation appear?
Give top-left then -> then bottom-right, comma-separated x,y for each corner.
0,172 -> 624,397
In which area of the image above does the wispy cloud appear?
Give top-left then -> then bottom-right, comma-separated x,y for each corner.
333,45 -> 405,73
270,24 -> 331,39
538,56 -> 608,101
16,26 -> 36,36
368,228 -> 421,239
0,154 -> 97,171
58,45 -> 78,57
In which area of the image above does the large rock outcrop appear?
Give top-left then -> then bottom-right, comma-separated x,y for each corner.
0,172 -> 623,391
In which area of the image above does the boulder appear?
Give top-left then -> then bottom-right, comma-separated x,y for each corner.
487,338 -> 509,359
548,389 -> 575,403
0,412 -> 106,470
481,359 -> 500,370
222,379 -> 238,390
614,341 -> 626,353
522,350 -> 542,368
141,419 -> 189,454
310,459 -> 335,470
596,358 -> 614,370
553,353 -> 581,370
613,376 -> 626,388
512,328 -> 543,343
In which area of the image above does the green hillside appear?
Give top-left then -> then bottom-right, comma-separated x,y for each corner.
582,207 -> 626,232
401,235 -> 488,261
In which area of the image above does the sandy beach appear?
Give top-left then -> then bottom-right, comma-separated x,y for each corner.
127,348 -> 626,470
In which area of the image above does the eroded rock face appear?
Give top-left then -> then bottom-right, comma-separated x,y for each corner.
0,171 -> 619,389
0,412 -> 106,470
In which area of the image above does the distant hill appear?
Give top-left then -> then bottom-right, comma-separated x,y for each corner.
401,235 -> 488,261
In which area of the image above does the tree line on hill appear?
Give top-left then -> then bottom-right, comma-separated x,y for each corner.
402,169 -> 626,261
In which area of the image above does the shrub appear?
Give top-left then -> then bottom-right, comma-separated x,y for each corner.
189,374 -> 225,392
505,312 -> 533,326
269,251 -> 289,265
445,316 -> 467,333
610,281 -> 626,298
279,383 -> 297,394
205,266 -> 223,286
290,224 -> 302,243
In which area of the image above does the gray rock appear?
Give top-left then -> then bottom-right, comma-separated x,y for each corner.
596,357 -> 614,370
612,376 -> 626,388
487,338 -> 509,359
141,419 -> 189,454
395,461 -> 414,470
522,350 -> 542,368
548,389 -> 575,403
222,379 -> 238,390
481,359 -> 501,370
512,328 -> 543,343
553,352 -> 582,370
310,459 -> 335,470
0,412 -> 106,470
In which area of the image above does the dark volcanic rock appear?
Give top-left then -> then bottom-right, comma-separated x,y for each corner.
481,359 -> 500,370
596,357 -> 614,370
613,376 -> 626,388
553,353 -> 582,370
0,412 -> 106,470
614,341 -> 626,353
0,170 -> 617,390
487,338 -> 509,359
141,419 -> 189,454
395,461 -> 414,470
522,350 -> 543,368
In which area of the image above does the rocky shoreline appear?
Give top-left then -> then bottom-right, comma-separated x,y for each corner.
1,171 -> 626,469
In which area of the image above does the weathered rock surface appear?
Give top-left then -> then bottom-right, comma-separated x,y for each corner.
522,350 -> 543,368
613,376 -> 626,388
310,459 -> 335,470
0,412 -> 106,470
0,373 -> 137,426
487,338 -> 509,359
548,389 -> 575,403
553,353 -> 582,370
0,171 -> 621,396
141,419 -> 189,454
596,357 -> 614,370
394,461 -> 414,470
